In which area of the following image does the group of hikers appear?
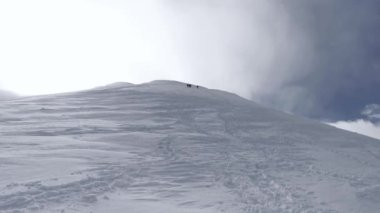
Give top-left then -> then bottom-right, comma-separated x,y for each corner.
186,84 -> 199,89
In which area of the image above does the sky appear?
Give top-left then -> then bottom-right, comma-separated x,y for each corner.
0,0 -> 379,139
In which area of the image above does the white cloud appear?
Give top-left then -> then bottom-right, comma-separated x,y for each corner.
362,104 -> 380,120
329,119 -> 380,140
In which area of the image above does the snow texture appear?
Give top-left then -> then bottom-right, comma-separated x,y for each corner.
0,80 -> 380,213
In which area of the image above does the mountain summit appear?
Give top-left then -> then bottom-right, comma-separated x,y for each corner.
0,81 -> 379,213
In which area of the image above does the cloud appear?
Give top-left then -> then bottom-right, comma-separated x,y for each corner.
253,1 -> 380,121
0,0 -> 378,124
362,104 -> 380,122
329,104 -> 380,140
162,0 -> 380,122
329,119 -> 380,140
161,0 -> 314,99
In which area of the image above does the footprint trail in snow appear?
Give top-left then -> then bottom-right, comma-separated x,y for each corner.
1,81 -> 380,213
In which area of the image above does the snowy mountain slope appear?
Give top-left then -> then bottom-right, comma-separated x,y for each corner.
0,80 -> 380,213
0,90 -> 17,100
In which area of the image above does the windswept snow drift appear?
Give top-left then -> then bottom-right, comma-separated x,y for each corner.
0,80 -> 380,213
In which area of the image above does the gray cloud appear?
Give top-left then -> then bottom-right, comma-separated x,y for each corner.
362,104 -> 380,123
162,1 -> 312,97
277,0 -> 380,121
161,0 -> 380,122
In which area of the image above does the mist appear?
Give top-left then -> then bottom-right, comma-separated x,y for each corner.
0,89 -> 17,100
161,0 -> 380,121
161,1 -> 313,101
1,0 -> 379,122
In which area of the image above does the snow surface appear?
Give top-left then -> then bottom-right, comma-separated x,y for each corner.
0,90 -> 17,100
1,80 -> 380,213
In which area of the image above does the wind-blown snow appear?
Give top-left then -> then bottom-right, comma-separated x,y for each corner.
0,80 -> 380,213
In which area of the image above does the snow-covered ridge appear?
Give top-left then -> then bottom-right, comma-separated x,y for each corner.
92,80 -> 250,105
0,80 -> 380,213
0,89 -> 17,100
93,82 -> 135,90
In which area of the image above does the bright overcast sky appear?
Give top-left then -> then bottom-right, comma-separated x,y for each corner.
0,0 -> 297,98
0,0 -> 190,95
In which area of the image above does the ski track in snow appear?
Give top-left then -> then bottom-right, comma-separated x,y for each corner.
0,81 -> 380,213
